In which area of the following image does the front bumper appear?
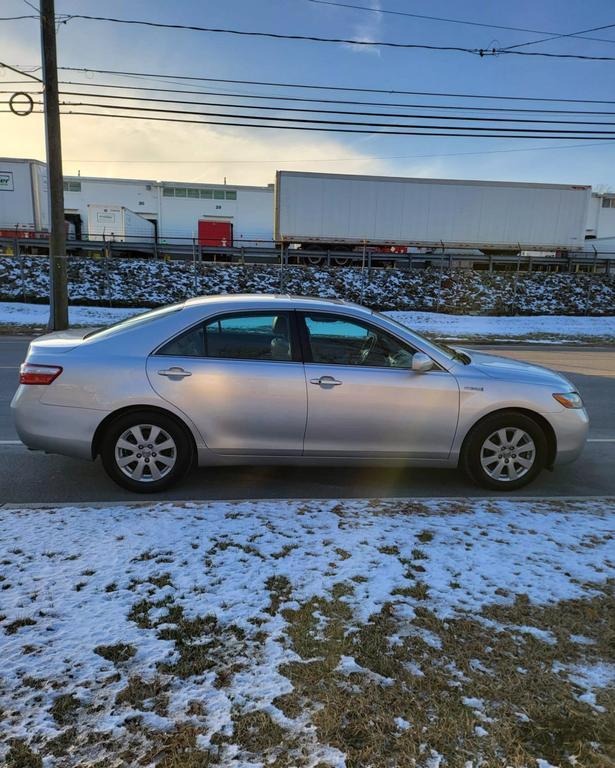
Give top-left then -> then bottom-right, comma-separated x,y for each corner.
549,406 -> 590,466
11,385 -> 105,461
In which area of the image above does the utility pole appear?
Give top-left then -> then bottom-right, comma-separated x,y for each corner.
40,0 -> 68,330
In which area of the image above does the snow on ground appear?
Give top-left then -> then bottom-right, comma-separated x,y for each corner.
1,301 -> 614,342
1,497 -> 613,766
0,300 -> 143,328
388,310 -> 615,342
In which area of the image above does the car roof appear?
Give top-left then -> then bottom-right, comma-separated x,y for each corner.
183,293 -> 368,313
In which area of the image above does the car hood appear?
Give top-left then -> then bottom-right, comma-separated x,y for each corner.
458,347 -> 575,389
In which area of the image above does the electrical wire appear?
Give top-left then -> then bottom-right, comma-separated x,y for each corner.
305,0 -> 615,45
59,141 -> 615,163
0,60 -> 42,83
55,98 -> 615,134
52,106 -> 615,139
53,80 -> 615,116
55,14 -> 615,60
500,21 -> 615,52
55,67 -> 615,105
47,89 -> 615,127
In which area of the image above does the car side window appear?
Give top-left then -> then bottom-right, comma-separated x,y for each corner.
158,312 -> 294,362
302,313 -> 416,368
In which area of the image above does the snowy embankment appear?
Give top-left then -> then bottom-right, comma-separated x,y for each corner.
1,254 -> 615,314
1,498 -> 613,767
1,301 -> 614,343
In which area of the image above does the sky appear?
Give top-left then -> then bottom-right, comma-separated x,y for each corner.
2,0 -> 615,187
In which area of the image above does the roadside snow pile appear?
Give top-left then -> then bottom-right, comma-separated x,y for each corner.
1,254 -> 615,314
3,301 -> 614,341
388,311 -> 615,341
0,300 -> 144,328
1,498 -> 613,767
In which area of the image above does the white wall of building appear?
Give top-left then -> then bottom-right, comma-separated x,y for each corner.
586,194 -> 615,239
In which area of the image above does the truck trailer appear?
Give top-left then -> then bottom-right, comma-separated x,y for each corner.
274,171 -> 591,255
86,204 -> 155,244
0,157 -> 49,236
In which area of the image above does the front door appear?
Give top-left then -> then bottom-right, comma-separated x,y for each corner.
147,310 -> 307,454
299,312 -> 459,458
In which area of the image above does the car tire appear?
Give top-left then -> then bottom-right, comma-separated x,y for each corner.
462,412 -> 547,491
101,410 -> 193,493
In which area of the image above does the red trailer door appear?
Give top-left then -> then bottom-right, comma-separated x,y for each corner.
198,220 -> 233,247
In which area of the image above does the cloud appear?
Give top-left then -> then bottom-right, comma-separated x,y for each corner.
341,0 -> 383,55
0,108 -> 403,186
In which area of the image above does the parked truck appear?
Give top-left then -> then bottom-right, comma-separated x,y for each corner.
0,157 -> 49,237
274,171 -> 591,257
86,204 -> 155,244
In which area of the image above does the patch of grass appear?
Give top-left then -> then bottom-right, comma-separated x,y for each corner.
94,643 -> 136,664
5,740 -> 43,768
116,676 -> 169,716
141,723 -> 214,768
231,709 -> 286,753
265,575 -> 292,616
378,545 -> 399,555
49,693 -> 80,726
417,530 -> 434,543
5,617 -> 36,635
277,583 -> 615,767
46,728 -> 78,758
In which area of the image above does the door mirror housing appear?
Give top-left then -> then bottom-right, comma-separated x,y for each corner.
412,352 -> 434,373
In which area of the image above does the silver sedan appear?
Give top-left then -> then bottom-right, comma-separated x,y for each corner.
11,295 -> 588,492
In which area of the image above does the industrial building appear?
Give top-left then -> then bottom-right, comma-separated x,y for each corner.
2,157 -> 615,257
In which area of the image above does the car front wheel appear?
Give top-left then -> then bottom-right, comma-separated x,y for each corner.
101,410 -> 193,493
462,413 -> 547,491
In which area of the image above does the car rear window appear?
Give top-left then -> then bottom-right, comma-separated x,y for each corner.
84,304 -> 183,341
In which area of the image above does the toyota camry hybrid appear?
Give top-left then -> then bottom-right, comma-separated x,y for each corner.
11,295 -> 588,492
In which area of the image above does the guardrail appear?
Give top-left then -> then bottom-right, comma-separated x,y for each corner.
0,235 -> 613,273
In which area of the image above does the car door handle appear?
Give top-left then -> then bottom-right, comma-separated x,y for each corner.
310,376 -> 342,387
157,367 -> 192,378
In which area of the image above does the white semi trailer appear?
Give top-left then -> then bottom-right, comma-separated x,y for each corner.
86,204 -> 155,243
274,170 -> 591,254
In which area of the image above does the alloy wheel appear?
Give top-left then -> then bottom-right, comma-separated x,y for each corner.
479,427 -> 536,483
114,424 -> 177,483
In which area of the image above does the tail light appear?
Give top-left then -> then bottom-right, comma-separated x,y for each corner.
19,363 -> 63,385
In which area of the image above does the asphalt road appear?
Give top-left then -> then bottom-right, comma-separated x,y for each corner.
1,337 -> 614,504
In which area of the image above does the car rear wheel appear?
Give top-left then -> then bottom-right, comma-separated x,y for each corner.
462,413 -> 547,490
101,410 -> 193,493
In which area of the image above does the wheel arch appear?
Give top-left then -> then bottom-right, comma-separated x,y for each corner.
459,407 -> 557,470
91,404 -> 198,461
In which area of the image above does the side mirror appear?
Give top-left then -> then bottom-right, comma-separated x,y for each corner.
412,352 -> 434,373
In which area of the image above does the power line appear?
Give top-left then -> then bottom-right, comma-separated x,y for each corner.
55,14 -> 615,60
53,80 -> 615,116
57,14 -> 485,54
60,141 -> 615,163
48,89 -> 615,127
0,60 -> 42,83
501,21 -> 615,52
52,105 -> 615,139
306,0 -> 615,45
55,67 -> 615,105
55,98 -> 615,134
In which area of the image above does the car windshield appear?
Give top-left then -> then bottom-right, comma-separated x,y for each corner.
83,304 -> 183,340
371,310 -> 470,365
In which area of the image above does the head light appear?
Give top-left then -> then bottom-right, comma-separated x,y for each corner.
553,392 -> 583,409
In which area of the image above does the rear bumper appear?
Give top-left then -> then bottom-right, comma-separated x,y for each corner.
11,385 -> 104,461
550,406 -> 589,466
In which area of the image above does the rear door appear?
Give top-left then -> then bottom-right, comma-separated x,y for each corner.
146,310 -> 307,454
299,311 -> 459,458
